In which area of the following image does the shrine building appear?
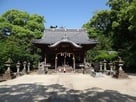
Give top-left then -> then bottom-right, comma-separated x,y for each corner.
32,28 -> 97,72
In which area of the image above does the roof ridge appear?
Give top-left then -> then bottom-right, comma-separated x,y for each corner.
44,28 -> 85,32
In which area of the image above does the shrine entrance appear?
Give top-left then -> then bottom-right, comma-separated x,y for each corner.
55,52 -> 75,72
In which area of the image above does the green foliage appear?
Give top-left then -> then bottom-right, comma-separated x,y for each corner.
84,0 -> 136,71
0,9 -> 45,73
86,49 -> 118,62
95,51 -> 118,61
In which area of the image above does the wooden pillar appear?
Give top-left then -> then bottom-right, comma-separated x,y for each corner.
73,54 -> 75,72
84,57 -> 86,64
55,55 -> 57,71
44,54 -> 46,64
83,52 -> 86,64
64,54 -> 66,66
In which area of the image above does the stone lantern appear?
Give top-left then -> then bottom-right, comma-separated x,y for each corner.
4,58 -> 13,79
109,61 -> 115,75
27,62 -> 30,73
16,61 -> 20,76
99,61 -> 103,72
103,59 -> 107,72
114,57 -> 128,78
118,57 -> 124,71
109,61 -> 113,74
22,61 -> 27,74
79,64 -> 85,74
44,63 -> 51,74
5,58 -> 13,72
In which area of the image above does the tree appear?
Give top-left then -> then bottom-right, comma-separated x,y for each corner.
84,0 -> 136,72
0,9 -> 45,73
83,10 -> 115,62
107,0 -> 136,71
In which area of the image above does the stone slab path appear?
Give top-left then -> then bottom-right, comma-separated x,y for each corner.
0,73 -> 136,102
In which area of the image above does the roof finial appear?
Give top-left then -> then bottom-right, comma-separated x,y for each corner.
63,33 -> 68,40
50,25 -> 57,29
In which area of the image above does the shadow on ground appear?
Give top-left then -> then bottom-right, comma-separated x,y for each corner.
0,83 -> 136,102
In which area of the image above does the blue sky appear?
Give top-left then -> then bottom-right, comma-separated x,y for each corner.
0,0 -> 109,28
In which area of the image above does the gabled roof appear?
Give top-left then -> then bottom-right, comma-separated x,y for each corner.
32,28 -> 97,45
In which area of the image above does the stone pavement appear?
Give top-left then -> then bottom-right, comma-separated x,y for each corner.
0,73 -> 136,102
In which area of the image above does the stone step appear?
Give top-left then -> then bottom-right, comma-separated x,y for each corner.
57,66 -> 73,73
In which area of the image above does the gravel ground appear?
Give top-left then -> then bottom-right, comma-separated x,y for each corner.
0,73 -> 136,102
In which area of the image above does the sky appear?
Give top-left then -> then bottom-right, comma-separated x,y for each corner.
0,0 -> 109,28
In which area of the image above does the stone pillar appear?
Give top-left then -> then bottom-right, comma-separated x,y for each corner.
27,62 -> 30,73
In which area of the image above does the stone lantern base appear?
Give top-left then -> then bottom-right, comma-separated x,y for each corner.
3,70 -> 12,80
113,70 -> 128,79
118,70 -> 128,78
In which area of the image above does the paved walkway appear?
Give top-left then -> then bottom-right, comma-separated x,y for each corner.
0,73 -> 136,102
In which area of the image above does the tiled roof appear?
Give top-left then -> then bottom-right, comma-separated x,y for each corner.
32,28 -> 97,45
